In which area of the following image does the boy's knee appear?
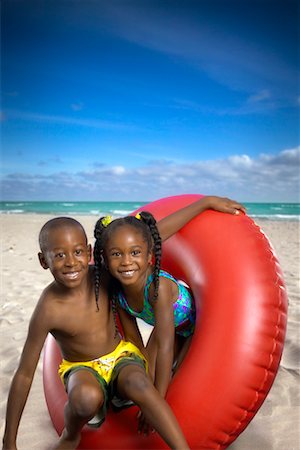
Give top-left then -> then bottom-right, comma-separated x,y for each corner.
68,383 -> 104,418
121,369 -> 151,398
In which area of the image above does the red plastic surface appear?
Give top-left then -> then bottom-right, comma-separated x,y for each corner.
43,194 -> 288,449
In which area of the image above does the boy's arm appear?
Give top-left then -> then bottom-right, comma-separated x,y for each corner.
2,307 -> 49,450
157,195 -> 246,242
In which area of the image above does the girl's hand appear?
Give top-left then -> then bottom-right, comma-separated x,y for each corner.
206,196 -> 246,215
137,410 -> 155,435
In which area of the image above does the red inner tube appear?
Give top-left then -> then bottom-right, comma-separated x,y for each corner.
43,194 -> 288,449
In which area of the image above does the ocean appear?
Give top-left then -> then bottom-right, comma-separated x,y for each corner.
0,201 -> 299,221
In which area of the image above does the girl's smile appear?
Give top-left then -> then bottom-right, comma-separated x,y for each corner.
118,270 -> 136,278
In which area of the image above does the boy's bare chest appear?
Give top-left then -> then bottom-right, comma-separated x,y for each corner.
52,295 -> 116,360
59,298 -> 110,336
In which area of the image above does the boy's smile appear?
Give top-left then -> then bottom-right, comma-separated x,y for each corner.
63,271 -> 80,280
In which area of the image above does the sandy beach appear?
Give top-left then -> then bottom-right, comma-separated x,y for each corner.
1,214 -> 299,450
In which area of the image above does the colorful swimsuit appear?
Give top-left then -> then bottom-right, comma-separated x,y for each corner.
118,269 -> 196,337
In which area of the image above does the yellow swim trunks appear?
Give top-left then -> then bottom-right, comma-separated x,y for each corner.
58,340 -> 148,428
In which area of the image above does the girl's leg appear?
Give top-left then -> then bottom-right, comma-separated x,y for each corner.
54,370 -> 105,450
116,364 -> 190,450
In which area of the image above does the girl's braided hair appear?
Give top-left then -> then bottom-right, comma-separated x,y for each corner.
93,211 -> 162,317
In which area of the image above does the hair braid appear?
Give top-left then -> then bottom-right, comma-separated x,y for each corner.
93,218 -> 107,311
93,240 -> 102,311
139,211 -> 162,303
93,217 -> 119,335
111,288 -> 121,338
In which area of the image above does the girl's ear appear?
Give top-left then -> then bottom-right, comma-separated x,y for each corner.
38,252 -> 49,269
148,251 -> 153,265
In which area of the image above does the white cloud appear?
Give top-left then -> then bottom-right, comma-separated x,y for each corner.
71,102 -> 84,111
5,110 -> 139,131
112,166 -> 126,175
1,147 -> 299,202
247,89 -> 271,104
228,154 -> 253,168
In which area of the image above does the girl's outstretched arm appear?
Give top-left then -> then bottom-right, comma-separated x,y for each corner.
157,195 -> 246,242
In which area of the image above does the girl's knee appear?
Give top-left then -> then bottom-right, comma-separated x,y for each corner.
68,383 -> 104,418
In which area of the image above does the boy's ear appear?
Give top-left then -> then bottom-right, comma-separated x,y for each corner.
38,252 -> 49,269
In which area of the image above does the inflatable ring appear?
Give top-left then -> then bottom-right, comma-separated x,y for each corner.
43,194 -> 288,449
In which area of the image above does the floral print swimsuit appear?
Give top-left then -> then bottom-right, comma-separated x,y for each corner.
117,269 -> 196,337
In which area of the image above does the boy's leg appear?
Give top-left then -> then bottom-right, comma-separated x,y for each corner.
115,364 -> 190,450
54,369 -> 105,450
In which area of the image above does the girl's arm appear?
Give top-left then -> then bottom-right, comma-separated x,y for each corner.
151,279 -> 176,398
157,195 -> 246,242
117,306 -> 147,358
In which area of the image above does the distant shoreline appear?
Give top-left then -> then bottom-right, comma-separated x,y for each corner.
0,200 -> 299,221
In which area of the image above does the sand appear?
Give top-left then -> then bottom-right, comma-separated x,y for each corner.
0,214 -> 299,450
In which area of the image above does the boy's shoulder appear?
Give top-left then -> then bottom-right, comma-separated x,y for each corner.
34,279 -> 74,317
39,280 -> 60,301
28,282 -> 64,334
33,281 -> 61,315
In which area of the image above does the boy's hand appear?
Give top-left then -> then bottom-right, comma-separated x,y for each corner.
2,442 -> 17,450
206,196 -> 246,215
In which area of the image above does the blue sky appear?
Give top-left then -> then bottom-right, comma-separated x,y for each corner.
1,0 -> 299,202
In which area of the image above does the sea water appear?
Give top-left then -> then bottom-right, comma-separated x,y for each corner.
0,201 -> 299,221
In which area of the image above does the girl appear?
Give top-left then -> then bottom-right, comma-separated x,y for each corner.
93,196 -> 246,408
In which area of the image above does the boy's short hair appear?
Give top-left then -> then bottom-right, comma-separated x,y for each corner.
39,217 -> 87,251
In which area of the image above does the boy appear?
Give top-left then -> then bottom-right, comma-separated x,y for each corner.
2,217 -> 190,450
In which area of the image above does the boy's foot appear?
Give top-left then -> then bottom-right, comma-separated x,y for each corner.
53,429 -> 81,450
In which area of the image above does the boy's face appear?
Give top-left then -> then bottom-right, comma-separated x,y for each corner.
38,225 -> 91,288
105,225 -> 152,287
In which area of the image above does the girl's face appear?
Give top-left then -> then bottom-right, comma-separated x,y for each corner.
105,225 -> 152,286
